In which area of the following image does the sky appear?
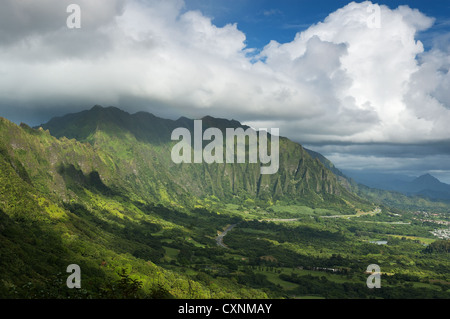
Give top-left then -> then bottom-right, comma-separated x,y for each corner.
1,0 -> 450,182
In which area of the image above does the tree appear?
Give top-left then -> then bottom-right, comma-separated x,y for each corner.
101,268 -> 143,299
116,268 -> 143,298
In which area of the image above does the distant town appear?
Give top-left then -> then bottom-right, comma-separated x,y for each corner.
430,228 -> 450,240
411,211 -> 450,240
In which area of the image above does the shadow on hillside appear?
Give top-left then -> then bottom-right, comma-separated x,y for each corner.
57,163 -> 121,197
0,208 -> 107,298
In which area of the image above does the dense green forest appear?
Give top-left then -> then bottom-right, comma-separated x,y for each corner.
0,106 -> 448,299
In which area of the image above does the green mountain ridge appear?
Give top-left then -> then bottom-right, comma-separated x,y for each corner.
38,105 -> 370,211
1,106 -> 448,299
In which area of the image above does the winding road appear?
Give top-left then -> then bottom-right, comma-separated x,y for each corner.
216,224 -> 237,248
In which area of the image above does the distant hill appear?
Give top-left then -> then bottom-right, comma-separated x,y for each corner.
340,170 -> 414,191
304,151 -> 450,211
343,169 -> 450,201
406,174 -> 450,200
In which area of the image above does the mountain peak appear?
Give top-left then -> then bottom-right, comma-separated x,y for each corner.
414,173 -> 439,183
200,115 -> 246,130
40,105 -> 167,143
90,104 -> 104,110
88,104 -> 130,115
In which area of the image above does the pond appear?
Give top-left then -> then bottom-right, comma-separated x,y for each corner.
369,240 -> 388,245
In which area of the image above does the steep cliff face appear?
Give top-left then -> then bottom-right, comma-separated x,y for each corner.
37,106 -> 362,208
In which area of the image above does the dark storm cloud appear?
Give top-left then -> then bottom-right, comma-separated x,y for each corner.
304,141 -> 450,183
304,141 -> 450,159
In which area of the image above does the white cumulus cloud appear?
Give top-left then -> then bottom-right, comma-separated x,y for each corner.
0,0 -> 449,150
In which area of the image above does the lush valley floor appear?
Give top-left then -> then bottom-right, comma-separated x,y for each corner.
3,192 -> 448,299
